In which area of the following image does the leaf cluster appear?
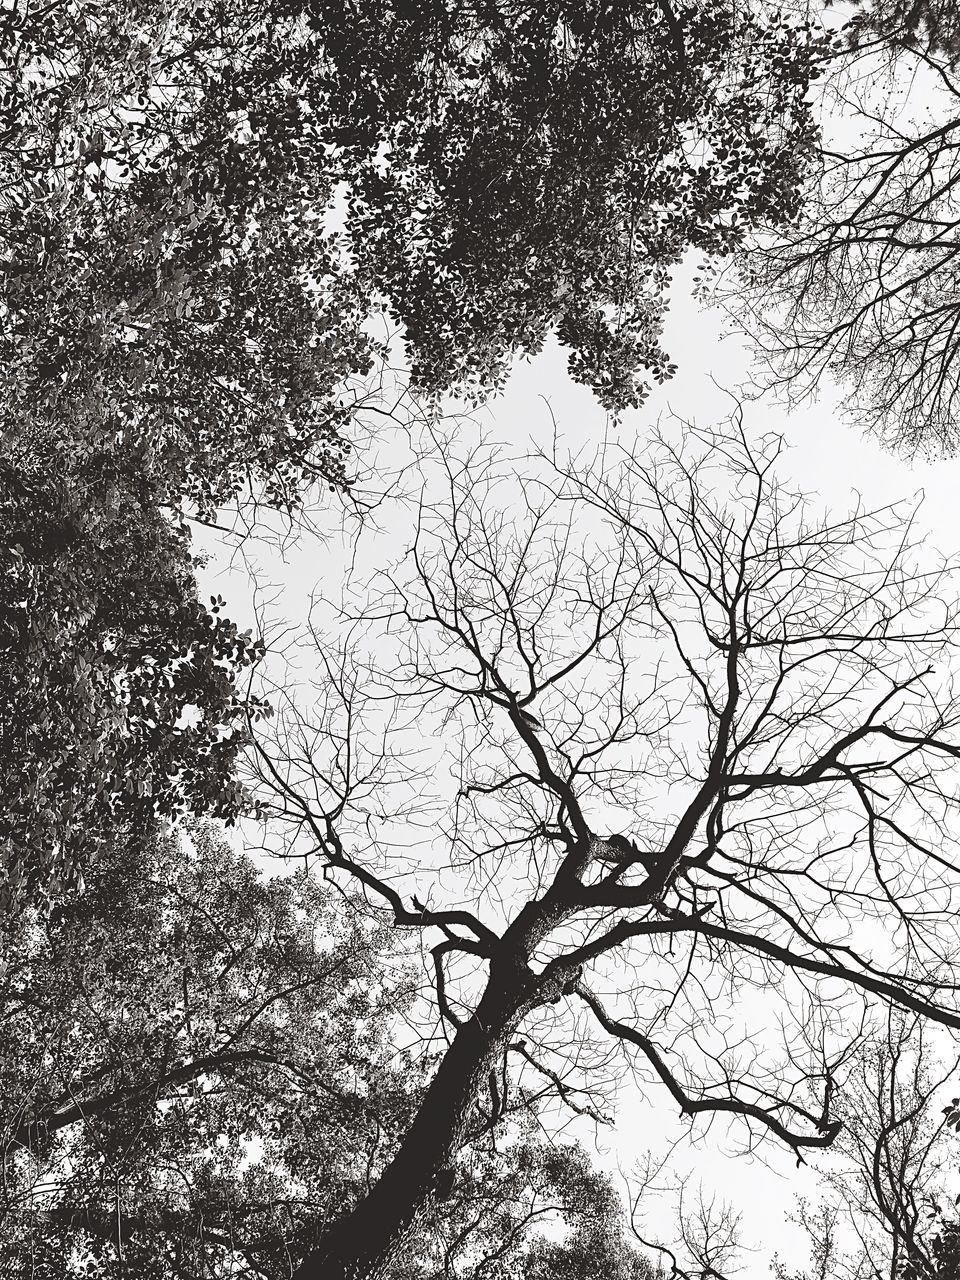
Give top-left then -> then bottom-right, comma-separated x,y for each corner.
0,442 -> 266,905
1,0 -> 825,425
0,822 -> 655,1279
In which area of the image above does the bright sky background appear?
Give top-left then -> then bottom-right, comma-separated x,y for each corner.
181,9 -> 960,1269
197,250 -> 960,1280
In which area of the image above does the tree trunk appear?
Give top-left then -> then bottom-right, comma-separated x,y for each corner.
291,978 -> 522,1280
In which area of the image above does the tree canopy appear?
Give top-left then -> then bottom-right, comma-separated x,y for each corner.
0,440 -> 266,905
844,0 -> 960,67
1,822 -> 655,1279
4,821 -> 413,1273
11,3 -> 960,1276
4,0 -> 823,435
252,422 -> 960,1278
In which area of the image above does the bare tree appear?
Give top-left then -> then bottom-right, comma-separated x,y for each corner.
251,418 -> 960,1279
626,1147 -> 745,1280
726,28 -> 960,455
775,1013 -> 960,1280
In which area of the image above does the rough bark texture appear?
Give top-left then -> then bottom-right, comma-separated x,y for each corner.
292,979 -> 521,1280
293,886 -> 577,1280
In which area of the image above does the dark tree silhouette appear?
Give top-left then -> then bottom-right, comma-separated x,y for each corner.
727,9 -> 960,454
252,419 -> 960,1279
845,0 -> 960,67
1,821 -> 655,1278
0,0 -> 824,901
775,1014 -> 960,1280
2,0 -> 822,442
0,449 -> 266,904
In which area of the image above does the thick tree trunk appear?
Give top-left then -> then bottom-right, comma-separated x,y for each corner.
291,978 -> 522,1280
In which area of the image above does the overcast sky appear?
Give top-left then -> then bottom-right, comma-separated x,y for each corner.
193,223 -> 960,1276
487,265 -> 960,1272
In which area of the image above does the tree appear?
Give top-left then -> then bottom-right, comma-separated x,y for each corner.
0,0 -> 824,900
2,820 -> 415,1273
304,0 -> 823,411
774,1015 -> 960,1280
844,1 -> 960,68
725,6 -> 960,454
1,0 -> 369,517
1,820 -> 655,1278
0,441 -> 267,905
252,419 -> 960,1279
393,1140 -> 658,1280
3,0 -> 823,442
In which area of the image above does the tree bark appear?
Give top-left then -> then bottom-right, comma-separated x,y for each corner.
291,974 -> 525,1280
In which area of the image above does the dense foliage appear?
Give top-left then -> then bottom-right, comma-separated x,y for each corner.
2,823 -> 423,1273
0,824 -> 654,1278
305,0 -> 823,409
3,0 -> 823,429
1,0 -> 368,514
844,0 -> 960,66
0,440 -> 266,904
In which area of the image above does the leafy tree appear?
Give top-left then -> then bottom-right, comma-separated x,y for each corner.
3,0 -> 823,438
3,0 -> 363,902
0,440 -> 266,905
0,821 -> 655,1278
304,0 -> 823,410
395,1140 -> 657,1280
843,0 -> 960,67
250,422 -> 960,1278
2,820 -> 425,1273
0,0 -> 823,901
1,0 -> 368,516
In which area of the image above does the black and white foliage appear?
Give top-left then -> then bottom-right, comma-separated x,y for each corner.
4,3 -> 960,1278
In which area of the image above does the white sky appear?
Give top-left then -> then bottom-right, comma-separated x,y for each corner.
196,257 -> 960,1276
500,267 -> 960,1274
